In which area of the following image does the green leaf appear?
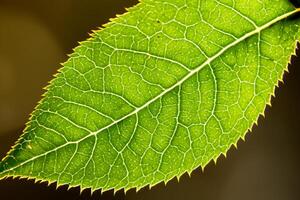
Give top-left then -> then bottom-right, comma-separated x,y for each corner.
0,0 -> 299,193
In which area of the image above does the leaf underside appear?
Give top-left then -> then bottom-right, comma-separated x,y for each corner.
0,0 -> 299,194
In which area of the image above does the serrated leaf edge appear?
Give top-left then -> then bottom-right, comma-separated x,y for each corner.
0,3 -> 299,196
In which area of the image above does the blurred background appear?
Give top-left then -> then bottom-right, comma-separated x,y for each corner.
0,1 -> 299,200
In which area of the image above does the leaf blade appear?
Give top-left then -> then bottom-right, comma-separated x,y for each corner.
1,0 -> 300,192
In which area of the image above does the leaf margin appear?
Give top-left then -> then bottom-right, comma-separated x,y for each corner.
0,1 -> 299,195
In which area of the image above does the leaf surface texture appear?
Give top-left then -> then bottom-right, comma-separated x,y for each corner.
0,0 -> 300,192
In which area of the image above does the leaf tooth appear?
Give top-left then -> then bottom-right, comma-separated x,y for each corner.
90,187 -> 98,196
161,176 -> 176,188
212,157 -> 218,165
179,172 -> 188,182
101,0 -> 143,29
87,189 -> 93,196
115,14 -> 122,18
162,179 -> 168,186
233,142 -> 239,149
98,188 -> 104,195
66,184 -> 72,192
222,152 -> 228,159
123,186 -> 132,195
56,182 -> 63,190
78,189 -> 85,196
65,184 -> 72,192
112,188 -> 118,196
47,180 -> 54,187
99,187 -> 109,194
277,78 -> 285,86
200,165 -> 206,173
266,100 -> 273,107
240,134 -> 247,142
175,175 -> 181,182
135,186 -> 143,193
213,151 -> 228,166
118,188 -> 126,196
33,178 -> 41,184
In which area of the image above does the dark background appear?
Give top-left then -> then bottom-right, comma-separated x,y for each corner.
0,1 -> 299,200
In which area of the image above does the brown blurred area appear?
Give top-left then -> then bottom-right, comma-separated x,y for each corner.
0,1 -> 299,200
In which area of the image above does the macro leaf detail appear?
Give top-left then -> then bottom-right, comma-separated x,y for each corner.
0,0 -> 300,193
